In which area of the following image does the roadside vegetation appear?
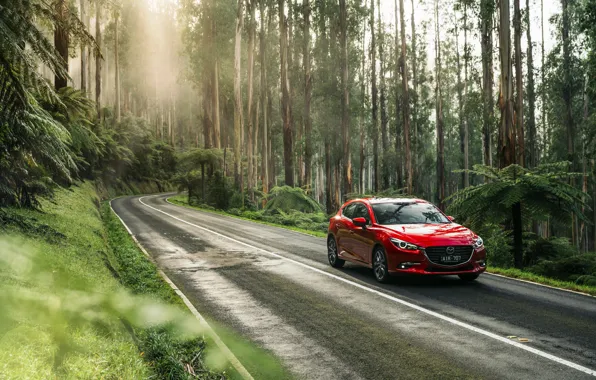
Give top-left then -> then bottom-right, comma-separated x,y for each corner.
0,183 -> 227,378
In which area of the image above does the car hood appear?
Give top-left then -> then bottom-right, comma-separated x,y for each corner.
380,223 -> 476,247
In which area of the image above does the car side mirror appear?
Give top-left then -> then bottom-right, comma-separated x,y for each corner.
447,216 -> 455,222
353,217 -> 368,228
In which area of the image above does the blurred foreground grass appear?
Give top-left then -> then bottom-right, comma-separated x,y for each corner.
0,183 -> 225,379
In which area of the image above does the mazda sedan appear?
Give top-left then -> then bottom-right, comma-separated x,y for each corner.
327,198 -> 487,283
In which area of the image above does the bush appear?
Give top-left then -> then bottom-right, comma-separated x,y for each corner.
529,254 -> 596,282
264,186 -> 323,214
525,236 -> 578,266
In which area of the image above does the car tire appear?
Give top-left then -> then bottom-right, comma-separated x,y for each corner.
372,246 -> 390,283
328,237 -> 345,268
458,273 -> 480,282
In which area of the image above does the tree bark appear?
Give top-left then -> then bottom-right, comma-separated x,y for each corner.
260,0 -> 269,203
410,0 -> 417,192
435,0 -> 445,209
115,11 -> 121,123
399,0 -> 412,194
340,0 -> 351,197
95,1 -> 102,119
247,0 -> 256,199
80,0 -> 87,94
304,0 -> 313,191
498,0 -> 515,168
378,0 -> 388,190
463,4 -> 469,187
371,0 -> 379,193
514,0 -> 524,166
54,0 -> 69,90
234,0 -> 244,191
279,0 -> 294,186
481,0 -> 494,169
526,0 -> 536,167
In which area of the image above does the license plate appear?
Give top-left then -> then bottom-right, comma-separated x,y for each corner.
441,255 -> 461,263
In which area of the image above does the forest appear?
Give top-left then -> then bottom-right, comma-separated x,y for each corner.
2,0 -> 596,280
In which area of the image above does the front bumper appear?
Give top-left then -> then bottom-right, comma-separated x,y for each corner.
387,247 -> 487,276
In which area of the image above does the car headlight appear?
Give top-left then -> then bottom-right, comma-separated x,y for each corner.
473,236 -> 484,249
390,238 -> 419,251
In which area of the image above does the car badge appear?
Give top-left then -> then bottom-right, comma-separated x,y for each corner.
446,247 -> 455,254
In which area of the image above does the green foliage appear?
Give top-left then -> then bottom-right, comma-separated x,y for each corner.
0,183 -> 218,378
447,163 -> 589,228
264,186 -> 323,214
529,254 -> 596,283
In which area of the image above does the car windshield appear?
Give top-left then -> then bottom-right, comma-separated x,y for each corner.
371,202 -> 450,225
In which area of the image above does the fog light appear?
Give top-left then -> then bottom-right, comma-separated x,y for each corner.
476,260 -> 486,268
399,262 -> 422,269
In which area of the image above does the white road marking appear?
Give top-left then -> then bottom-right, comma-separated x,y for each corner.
109,199 -> 254,380
139,195 -> 596,377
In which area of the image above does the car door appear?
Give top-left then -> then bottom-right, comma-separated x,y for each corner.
336,203 -> 359,260
350,203 -> 376,264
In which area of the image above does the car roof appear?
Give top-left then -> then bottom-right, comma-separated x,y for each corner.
351,197 -> 428,205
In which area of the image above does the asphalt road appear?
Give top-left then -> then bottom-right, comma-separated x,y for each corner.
111,194 -> 596,380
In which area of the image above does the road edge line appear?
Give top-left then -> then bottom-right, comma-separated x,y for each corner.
109,199 -> 254,380
140,195 -> 596,377
485,272 -> 595,298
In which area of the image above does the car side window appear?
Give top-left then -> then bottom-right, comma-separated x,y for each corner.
352,203 -> 371,223
342,203 -> 356,219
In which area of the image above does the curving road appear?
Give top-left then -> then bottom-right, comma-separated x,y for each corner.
111,194 -> 596,380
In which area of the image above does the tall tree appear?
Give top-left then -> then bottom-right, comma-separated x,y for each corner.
260,0 -> 269,200
340,0 -> 351,196
80,0 -> 87,94
410,0 -> 418,188
279,0 -> 294,186
304,0 -> 313,190
378,0 -> 388,189
480,0 -> 494,168
399,0 -> 412,194
463,2 -> 469,187
95,0 -> 103,119
514,0 -> 524,166
233,0 -> 244,189
526,0 -> 537,167
114,8 -> 121,123
371,0 -> 379,192
562,0 -> 574,166
435,0 -> 445,208
247,0 -> 256,197
54,0 -> 69,90
498,0 -> 515,168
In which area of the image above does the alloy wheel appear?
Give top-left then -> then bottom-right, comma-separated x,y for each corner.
373,249 -> 388,282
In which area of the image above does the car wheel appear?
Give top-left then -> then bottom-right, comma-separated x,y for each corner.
373,246 -> 389,283
328,237 -> 345,268
458,273 -> 480,282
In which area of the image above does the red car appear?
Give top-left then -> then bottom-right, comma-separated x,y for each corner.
327,198 -> 487,283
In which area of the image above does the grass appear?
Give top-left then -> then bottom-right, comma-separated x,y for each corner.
487,267 -> 596,296
168,195 -> 326,238
170,194 -> 596,298
0,183 -> 149,379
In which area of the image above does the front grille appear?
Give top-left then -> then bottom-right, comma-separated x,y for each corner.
424,246 -> 473,266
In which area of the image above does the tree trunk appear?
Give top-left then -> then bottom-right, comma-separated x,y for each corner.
247,0 -> 256,199
304,0 -> 313,192
410,0 -> 418,192
456,19 -> 464,188
394,0 -> 403,189
260,0 -> 269,203
514,0 -> 524,166
115,11 -> 121,123
498,0 -> 515,168
463,4 -> 469,187
435,0 -> 445,209
526,0 -> 537,168
562,0 -> 573,167
325,138 -> 333,214
378,0 -> 388,190
481,0 -> 494,169
279,0 -> 294,187
399,0 -> 411,195
360,19 -> 366,195
80,0 -> 87,94
234,0 -> 244,191
213,60 -> 221,148
340,0 -> 351,197
541,0 -> 547,156
54,0 -> 69,90
371,0 -> 379,193
95,2 -> 102,119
